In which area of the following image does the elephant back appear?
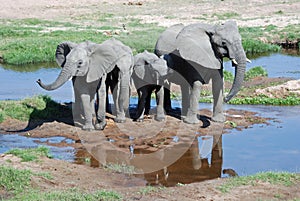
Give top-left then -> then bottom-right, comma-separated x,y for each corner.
154,24 -> 184,57
102,38 -> 133,72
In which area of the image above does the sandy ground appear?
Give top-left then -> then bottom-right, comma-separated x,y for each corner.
0,1 -> 300,200
0,0 -> 299,28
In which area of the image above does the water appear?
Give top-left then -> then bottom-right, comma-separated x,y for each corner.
222,104 -> 300,176
0,134 -> 76,161
0,53 -> 300,185
224,52 -> 300,79
0,53 -> 299,101
0,63 -> 73,102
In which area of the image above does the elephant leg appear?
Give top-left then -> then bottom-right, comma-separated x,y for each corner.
211,70 -> 225,122
180,82 -> 190,117
95,76 -> 107,130
80,93 -> 95,131
134,87 -> 148,122
72,78 -> 84,126
144,86 -> 152,116
115,71 -> 130,123
163,86 -> 172,113
184,80 -> 201,124
155,86 -> 165,121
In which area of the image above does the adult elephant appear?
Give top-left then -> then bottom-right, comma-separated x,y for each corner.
155,20 -> 250,124
132,50 -> 170,122
37,38 -> 133,130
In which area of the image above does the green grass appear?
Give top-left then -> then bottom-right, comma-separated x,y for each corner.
218,171 -> 300,193
0,166 -> 32,194
212,12 -> 240,20
9,189 -> 122,201
228,94 -> 300,105
244,66 -> 268,81
1,18 -> 299,65
0,95 -> 71,123
0,165 -> 121,201
0,18 -> 163,65
6,146 -> 53,162
224,70 -> 234,82
104,163 -> 136,175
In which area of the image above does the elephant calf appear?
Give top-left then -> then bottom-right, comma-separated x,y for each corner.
37,38 -> 133,130
132,50 -> 170,122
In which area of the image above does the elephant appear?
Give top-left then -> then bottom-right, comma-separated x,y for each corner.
37,38 -> 133,130
155,20 -> 250,124
132,50 -> 170,122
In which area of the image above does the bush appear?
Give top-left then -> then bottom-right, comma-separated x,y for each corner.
245,66 -> 268,81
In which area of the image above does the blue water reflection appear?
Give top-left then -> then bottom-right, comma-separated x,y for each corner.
222,104 -> 300,176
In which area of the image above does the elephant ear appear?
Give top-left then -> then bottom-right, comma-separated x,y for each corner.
142,51 -> 168,77
176,24 -> 221,69
154,24 -> 184,56
55,41 -> 77,67
86,43 -> 119,83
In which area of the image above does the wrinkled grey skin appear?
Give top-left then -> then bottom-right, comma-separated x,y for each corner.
155,20 -> 248,124
37,38 -> 133,130
132,50 -> 170,122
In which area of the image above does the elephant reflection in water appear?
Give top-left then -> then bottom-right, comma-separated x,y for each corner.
143,135 -> 224,186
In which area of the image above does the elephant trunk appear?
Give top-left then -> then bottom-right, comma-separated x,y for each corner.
37,67 -> 72,91
224,45 -> 247,102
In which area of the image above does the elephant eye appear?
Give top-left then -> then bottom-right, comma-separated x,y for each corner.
78,60 -> 83,67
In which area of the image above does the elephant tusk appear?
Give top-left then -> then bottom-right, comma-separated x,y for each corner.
232,59 -> 238,65
246,58 -> 252,63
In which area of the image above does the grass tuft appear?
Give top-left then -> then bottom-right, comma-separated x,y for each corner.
218,171 -> 300,193
13,189 -> 123,201
0,166 -> 32,193
244,66 -> 268,81
6,146 -> 53,162
0,95 -> 71,123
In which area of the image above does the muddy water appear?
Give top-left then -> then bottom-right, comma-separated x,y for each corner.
0,52 -> 300,186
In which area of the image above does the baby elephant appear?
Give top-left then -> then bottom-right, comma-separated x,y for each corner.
132,50 -> 170,122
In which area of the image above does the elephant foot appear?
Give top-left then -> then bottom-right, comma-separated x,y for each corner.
211,114 -> 225,122
155,115 -> 165,122
183,116 -> 200,124
114,117 -> 126,123
95,121 -> 107,130
183,110 -> 200,124
133,117 -> 144,122
82,123 -> 95,131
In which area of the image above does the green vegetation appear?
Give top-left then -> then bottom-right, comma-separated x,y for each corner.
0,18 -> 163,65
228,94 -> 300,105
0,166 -> 32,194
0,95 -> 71,123
138,186 -> 164,196
104,163 -> 136,174
6,146 -> 52,162
218,171 -> 300,193
224,70 -> 234,82
212,12 -> 240,20
244,66 -> 268,81
1,17 -> 299,65
10,189 -> 122,201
